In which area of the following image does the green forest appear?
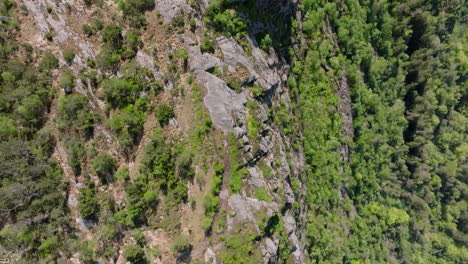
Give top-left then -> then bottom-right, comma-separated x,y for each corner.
0,0 -> 466,263
289,0 -> 467,263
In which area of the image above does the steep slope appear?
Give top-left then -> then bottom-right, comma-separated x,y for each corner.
0,0 -> 466,264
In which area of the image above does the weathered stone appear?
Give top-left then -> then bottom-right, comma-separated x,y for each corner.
204,247 -> 216,264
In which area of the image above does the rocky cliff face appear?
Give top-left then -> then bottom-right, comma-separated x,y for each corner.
17,0 -> 307,263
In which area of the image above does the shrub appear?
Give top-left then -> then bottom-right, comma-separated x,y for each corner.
101,25 -> 123,48
101,78 -> 132,108
214,217 -> 226,234
78,184 -> 99,220
225,75 -> 242,93
91,153 -> 116,184
91,18 -> 103,31
107,105 -> 145,151
60,71 -> 75,94
155,104 -> 175,125
123,245 -> 146,264
40,52 -> 59,70
177,49 -> 188,60
171,14 -> 185,30
143,189 -> 157,204
96,45 -> 120,69
82,24 -> 93,36
201,217 -> 212,232
203,193 -> 219,216
254,188 -> 273,203
250,85 -> 264,97
86,58 -> 96,68
65,136 -> 85,175
63,49 -> 75,63
218,226 -> 262,264
171,234 -> 192,253
0,115 -> 17,138
211,9 -> 247,39
45,32 -> 53,41
121,0 -> 155,15
200,37 -> 215,53
131,229 -> 146,245
175,152 -> 194,179
38,236 -> 58,255
115,167 -> 130,180
57,94 -> 95,134
260,34 -> 273,51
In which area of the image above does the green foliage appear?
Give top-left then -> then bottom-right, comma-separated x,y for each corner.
123,244 -> 146,264
218,225 -> 262,264
228,135 -> 248,193
171,234 -> 192,253
260,34 -> 272,51
38,236 -> 58,255
96,45 -> 120,69
176,49 -> 188,60
45,32 -> 53,41
78,183 -> 99,220
57,94 -> 95,134
118,0 -> 155,27
139,131 -> 189,204
155,104 -> 175,125
60,71 -> 75,93
108,105 -> 145,152
205,1 -> 247,39
143,189 -> 157,204
101,25 -> 123,48
0,5 -> 73,261
200,37 -> 215,53
115,167 -> 130,181
0,139 -> 69,260
0,115 -> 17,138
225,75 -> 242,93
201,217 -> 213,232
246,101 -> 260,141
258,161 -> 272,178
102,78 -> 132,108
91,153 -> 116,184
290,0 -> 468,262
203,193 -> 219,217
65,136 -> 85,174
254,188 -> 272,203
63,49 -> 75,63
250,85 -> 264,97
40,52 -> 59,70
210,164 -> 223,195
131,229 -> 146,245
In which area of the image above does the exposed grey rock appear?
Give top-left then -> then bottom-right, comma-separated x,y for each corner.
204,247 -> 216,264
227,194 -> 278,232
136,50 -> 162,80
168,118 -> 179,128
23,0 -> 95,58
155,0 -> 188,23
247,167 -> 264,188
185,37 -> 247,132
262,237 -> 279,264
76,218 -> 90,232
234,126 -> 246,138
